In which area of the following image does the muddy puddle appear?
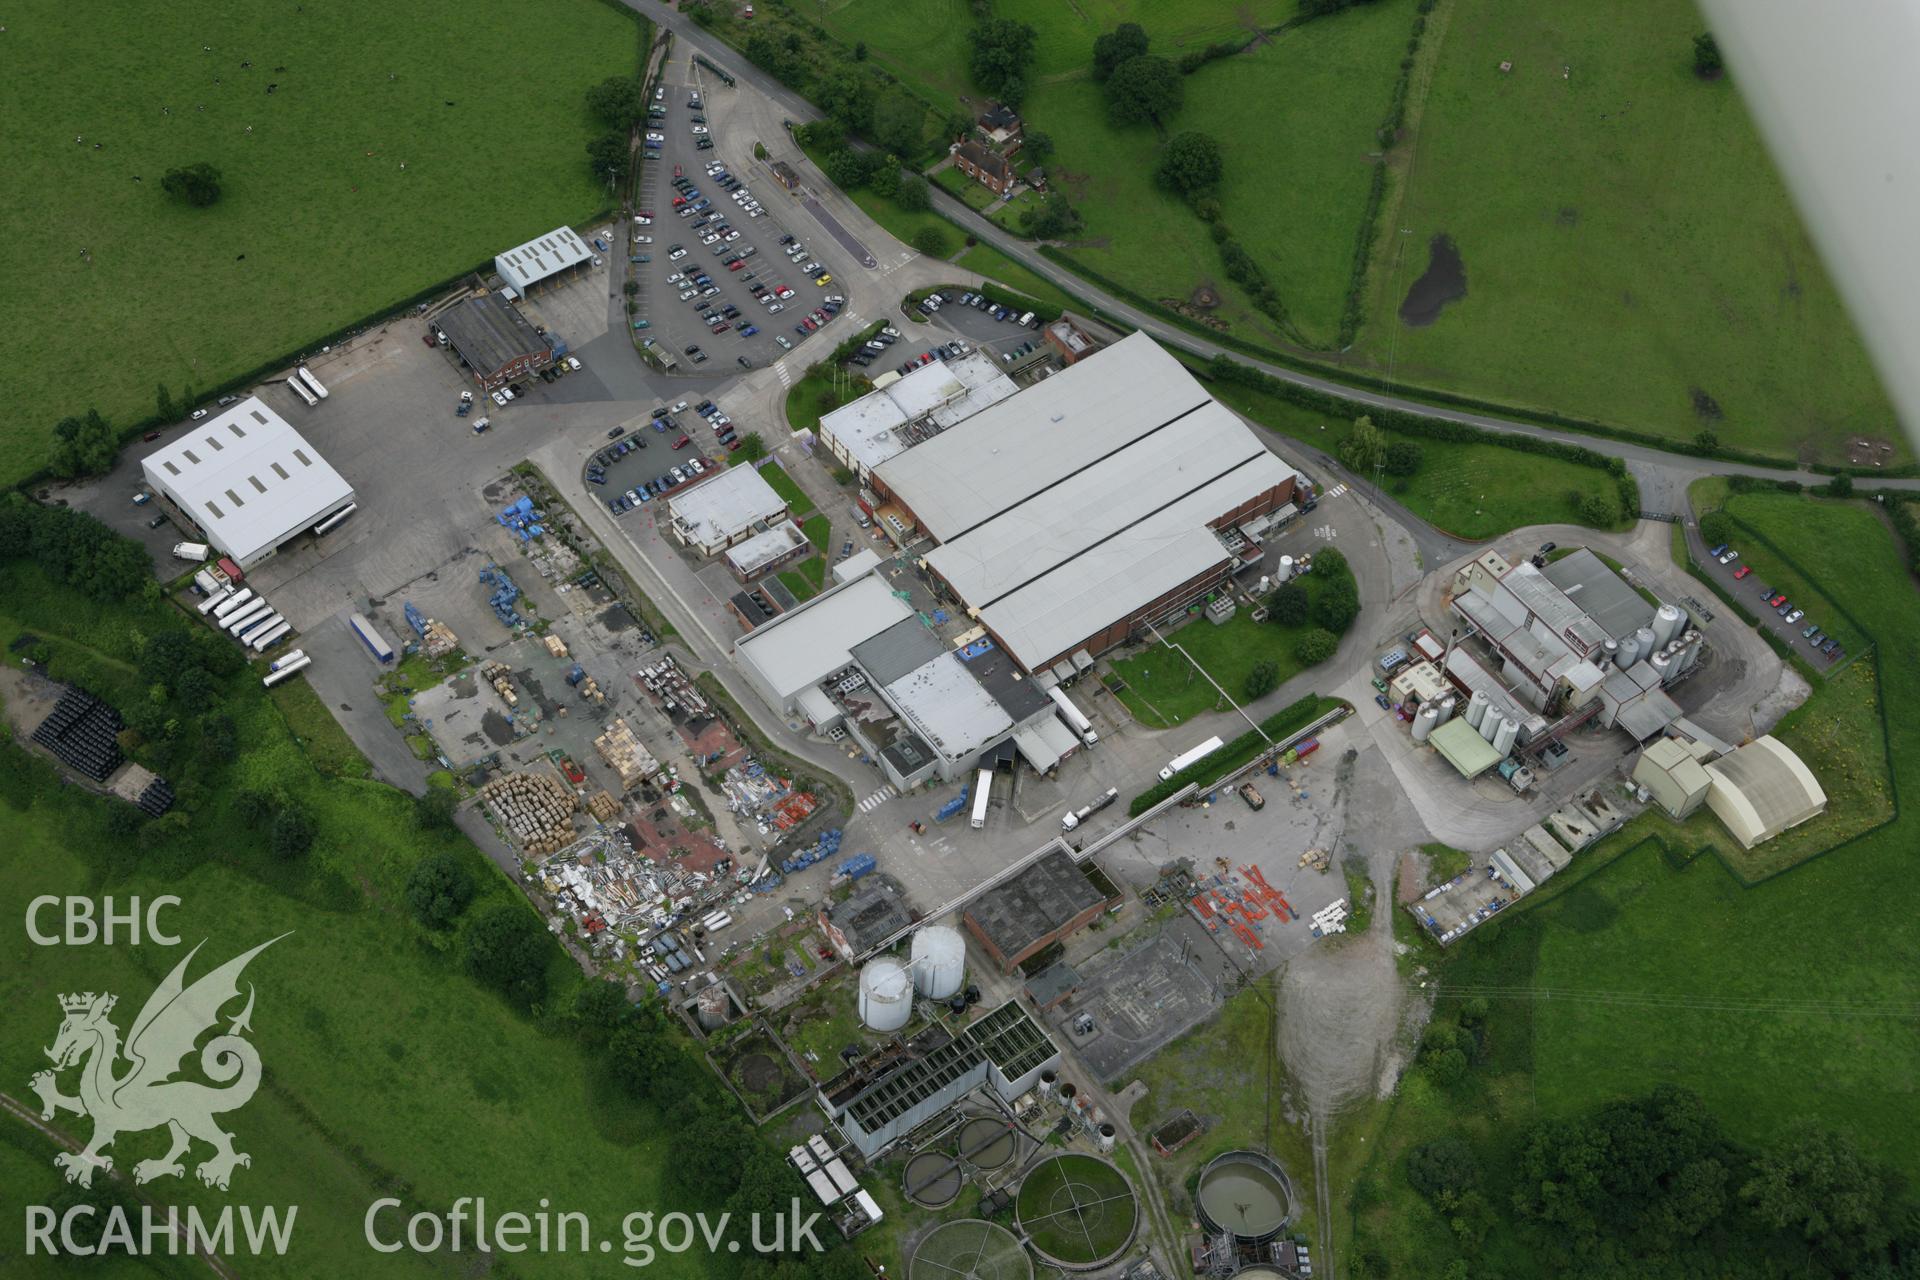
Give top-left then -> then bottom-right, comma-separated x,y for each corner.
1398,233 -> 1467,327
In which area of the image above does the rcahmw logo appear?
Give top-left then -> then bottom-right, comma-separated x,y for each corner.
24,934 -> 299,1258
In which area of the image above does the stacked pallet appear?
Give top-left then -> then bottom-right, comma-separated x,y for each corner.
586,789 -> 623,822
481,662 -> 519,708
543,634 -> 570,659
480,771 -> 577,853
593,718 -> 659,791
421,619 -> 459,658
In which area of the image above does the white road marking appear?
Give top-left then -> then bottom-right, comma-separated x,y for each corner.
1324,483 -> 1349,498
858,785 -> 897,813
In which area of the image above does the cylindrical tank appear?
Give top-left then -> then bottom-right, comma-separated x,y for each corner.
1650,651 -> 1673,684
1256,575 -> 1272,596
1603,638 -> 1620,667
1465,688 -> 1489,730
695,986 -> 730,1031
1480,706 -> 1501,743
1616,631 -> 1640,667
1676,630 -> 1702,672
1096,1123 -> 1117,1153
1411,705 -> 1438,742
1493,716 -> 1519,756
1278,555 -> 1294,580
1059,1082 -> 1078,1107
1038,1069 -> 1058,1099
1634,627 -> 1658,665
911,925 -> 967,1000
1437,696 -> 1457,725
858,957 -> 914,1032
1653,603 -> 1685,647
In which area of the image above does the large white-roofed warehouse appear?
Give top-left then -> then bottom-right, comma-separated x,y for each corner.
140,397 -> 357,569
1703,735 -> 1828,849
869,333 -> 1299,674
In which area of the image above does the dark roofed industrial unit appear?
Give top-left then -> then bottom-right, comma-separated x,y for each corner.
851,617 -> 948,687
963,848 -> 1119,972
821,880 -> 916,959
961,640 -> 1052,724
436,294 -> 555,391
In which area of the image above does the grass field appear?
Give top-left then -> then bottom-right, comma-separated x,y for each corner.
1355,491 -> 1920,1273
0,0 -> 638,485
1349,0 -> 1897,463
757,461 -> 816,515
1192,359 -> 1633,538
1110,609 -> 1319,728
0,577 -> 694,1276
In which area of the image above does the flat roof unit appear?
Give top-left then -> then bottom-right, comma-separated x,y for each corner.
724,521 -> 810,579
963,848 -> 1108,965
495,226 -> 591,292
735,574 -> 916,709
139,397 -> 355,568
882,652 -> 1014,766
667,466 -> 790,551
834,548 -> 883,584
851,617 -> 948,686
819,353 -> 1018,476
1429,717 -> 1503,778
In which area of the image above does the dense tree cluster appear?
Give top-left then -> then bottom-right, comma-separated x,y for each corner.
49,408 -> 120,478
1092,22 -> 1149,81
585,76 -> 648,130
1104,54 -> 1183,126
407,849 -> 475,928
1156,132 -> 1224,198
586,133 -> 630,187
1018,193 -> 1083,239
463,901 -> 550,1008
1308,546 -> 1359,633
968,19 -> 1037,107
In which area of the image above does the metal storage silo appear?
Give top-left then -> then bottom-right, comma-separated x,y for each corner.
1616,631 -> 1639,667
1676,630 -> 1702,673
910,925 -> 967,1000
1480,705 -> 1502,742
1493,716 -> 1519,756
1603,638 -> 1620,667
1650,651 -> 1673,683
696,986 -> 731,1031
1653,603 -> 1685,647
1412,705 -> 1438,743
1437,696 -> 1457,725
1465,689 -> 1489,730
1633,627 -> 1659,665
858,957 -> 914,1032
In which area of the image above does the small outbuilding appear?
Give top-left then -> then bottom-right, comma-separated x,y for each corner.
1633,737 -> 1713,819
1429,717 -> 1502,779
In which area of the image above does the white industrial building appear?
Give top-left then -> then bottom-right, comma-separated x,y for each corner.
1703,735 -> 1828,848
735,570 -> 916,717
666,466 -> 791,555
818,351 -> 1019,482
872,334 -> 1300,674
724,521 -> 811,581
140,397 -> 356,569
494,226 -> 591,295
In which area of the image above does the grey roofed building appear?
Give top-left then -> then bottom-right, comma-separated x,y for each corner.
139,397 -> 356,569
821,1001 -> 1057,1158
435,293 -> 554,389
963,848 -> 1111,972
1704,735 -> 1827,848
1540,548 -> 1658,644
851,617 -> 948,686
822,880 -> 915,959
494,225 -> 591,293
818,353 -> 1018,480
666,465 -> 790,554
958,640 -> 1052,724
880,333 -> 1297,671
735,572 -> 916,714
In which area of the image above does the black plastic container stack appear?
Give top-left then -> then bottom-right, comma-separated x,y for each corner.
30,688 -> 126,782
136,777 -> 175,817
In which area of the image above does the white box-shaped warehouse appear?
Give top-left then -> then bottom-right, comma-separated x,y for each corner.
140,398 -> 356,568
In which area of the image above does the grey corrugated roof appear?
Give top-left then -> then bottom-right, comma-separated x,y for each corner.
495,225 -> 590,290
964,849 -> 1106,959
1541,548 -> 1655,643
436,293 -> 551,375
882,652 -> 1012,764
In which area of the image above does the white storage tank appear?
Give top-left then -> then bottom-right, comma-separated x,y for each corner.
1412,705 -> 1439,743
1278,556 -> 1294,580
1653,603 -> 1685,647
858,957 -> 914,1032
1437,696 -> 1457,725
910,925 -> 967,1000
1465,688 -> 1489,729
1493,716 -> 1519,756
1650,651 -> 1673,683
1480,705 -> 1502,743
1603,638 -> 1620,667
1616,631 -> 1640,667
1633,627 -> 1658,664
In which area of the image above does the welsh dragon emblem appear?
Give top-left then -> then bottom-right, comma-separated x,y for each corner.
30,936 -> 285,1191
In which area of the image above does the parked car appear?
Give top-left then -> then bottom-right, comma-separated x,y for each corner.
1733,564 -> 1752,579
1375,694 -> 1393,711
673,435 -> 691,449
1718,549 -> 1739,564
1803,622 -> 1822,639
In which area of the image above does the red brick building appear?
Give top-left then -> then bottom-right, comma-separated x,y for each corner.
953,139 -> 1014,197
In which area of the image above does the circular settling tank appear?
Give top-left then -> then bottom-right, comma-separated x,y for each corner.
910,1219 -> 1032,1280
1014,1153 -> 1137,1270
904,1151 -> 963,1209
959,1116 -> 1017,1170
1195,1151 -> 1294,1242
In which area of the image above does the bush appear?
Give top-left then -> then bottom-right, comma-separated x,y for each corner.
1269,582 -> 1309,626
1243,660 -> 1279,701
1407,1135 -> 1480,1204
269,804 -> 316,861
1155,132 -> 1224,199
1697,510 -> 1733,548
1384,440 -> 1422,476
464,902 -> 549,1007
1579,491 -> 1618,527
894,173 -> 931,212
407,849 -> 476,929
1295,628 -> 1338,665
912,226 -> 951,258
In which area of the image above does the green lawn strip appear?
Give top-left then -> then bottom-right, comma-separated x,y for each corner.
933,165 -> 998,211
954,243 -> 1080,314
1128,695 -> 1344,815
784,365 -> 871,435
800,514 -> 831,553
1342,863 -> 1375,934
757,460 -> 816,515
1418,840 -> 1473,884
1345,0 -> 1897,464
778,567 -> 818,602
271,680 -> 373,780
2,0 -> 639,486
